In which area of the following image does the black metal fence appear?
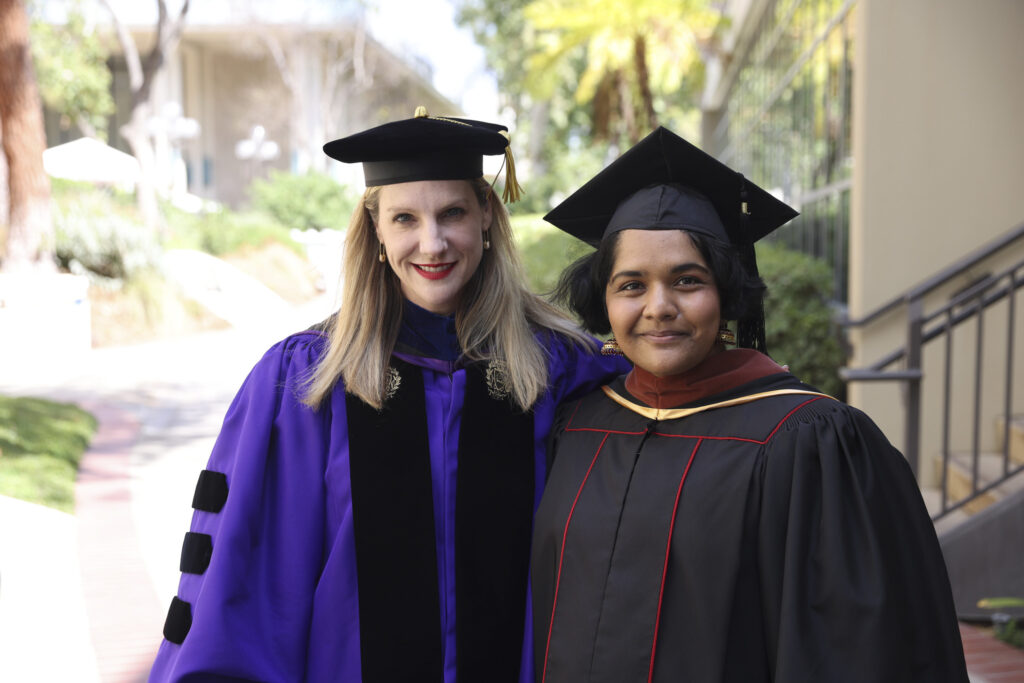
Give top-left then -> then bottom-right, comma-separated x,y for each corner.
712,0 -> 856,304
842,224 -> 1024,519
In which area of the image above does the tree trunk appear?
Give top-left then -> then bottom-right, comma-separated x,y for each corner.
0,0 -> 54,272
633,33 -> 657,136
100,0 -> 190,232
121,103 -> 161,232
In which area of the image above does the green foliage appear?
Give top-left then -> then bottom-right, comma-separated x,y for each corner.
996,620 -> 1024,650
248,170 -> 356,232
165,208 -> 300,257
0,395 -> 97,513
53,194 -> 161,283
29,6 -> 114,138
758,242 -> 846,398
978,598 -> 1024,610
457,0 -> 716,213
513,213 -> 592,295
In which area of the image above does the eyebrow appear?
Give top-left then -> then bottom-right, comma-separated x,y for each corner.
610,262 -> 710,281
383,197 -> 469,213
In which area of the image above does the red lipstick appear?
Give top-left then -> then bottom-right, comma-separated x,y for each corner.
413,262 -> 456,280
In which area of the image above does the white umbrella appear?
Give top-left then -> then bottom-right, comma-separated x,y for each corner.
43,137 -> 141,190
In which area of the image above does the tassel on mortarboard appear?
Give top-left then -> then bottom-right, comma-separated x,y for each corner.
498,130 -> 524,204
735,173 -> 768,355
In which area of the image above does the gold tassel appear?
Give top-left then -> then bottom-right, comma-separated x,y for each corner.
498,131 -> 524,204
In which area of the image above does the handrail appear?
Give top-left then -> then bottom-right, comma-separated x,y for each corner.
840,223 -> 1024,521
842,222 -> 1024,328
841,260 -> 1024,376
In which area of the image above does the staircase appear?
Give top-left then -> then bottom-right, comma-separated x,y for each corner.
840,223 -> 1024,623
923,415 -> 1024,535
841,222 -> 1024,521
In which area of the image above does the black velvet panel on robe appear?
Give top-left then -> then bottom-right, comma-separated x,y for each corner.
347,358 -> 535,683
532,374 -> 968,683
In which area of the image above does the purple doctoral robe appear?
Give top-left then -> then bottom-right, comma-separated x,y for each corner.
149,324 -> 628,683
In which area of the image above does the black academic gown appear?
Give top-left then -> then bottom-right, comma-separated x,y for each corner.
531,350 -> 968,683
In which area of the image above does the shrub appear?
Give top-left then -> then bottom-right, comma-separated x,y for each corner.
513,213 -> 592,296
165,208 -> 300,257
249,170 -> 356,232
758,242 -> 847,399
53,196 -> 161,284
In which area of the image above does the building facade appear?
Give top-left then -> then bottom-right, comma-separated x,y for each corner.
41,2 -> 458,209
704,0 -> 1024,487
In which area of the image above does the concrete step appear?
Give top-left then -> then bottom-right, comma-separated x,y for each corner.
941,451 -> 1024,515
994,414 -> 1024,467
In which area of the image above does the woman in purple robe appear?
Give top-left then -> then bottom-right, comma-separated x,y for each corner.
149,108 -> 628,683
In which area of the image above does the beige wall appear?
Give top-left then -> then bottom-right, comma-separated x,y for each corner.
850,0 -> 1024,478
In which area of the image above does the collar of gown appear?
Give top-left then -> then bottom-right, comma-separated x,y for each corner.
396,299 -> 462,362
624,349 -> 787,409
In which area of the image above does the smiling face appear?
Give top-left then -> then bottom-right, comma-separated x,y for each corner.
605,229 -> 724,377
375,179 -> 492,315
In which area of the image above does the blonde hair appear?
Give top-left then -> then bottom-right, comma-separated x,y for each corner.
303,178 -> 590,411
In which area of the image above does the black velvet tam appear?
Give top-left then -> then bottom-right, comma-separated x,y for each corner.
544,126 -> 798,248
323,107 -> 511,187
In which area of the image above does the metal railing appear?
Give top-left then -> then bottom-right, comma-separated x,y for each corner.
841,223 -> 1024,520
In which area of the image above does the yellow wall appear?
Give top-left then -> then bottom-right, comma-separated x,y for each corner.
850,0 -> 1024,478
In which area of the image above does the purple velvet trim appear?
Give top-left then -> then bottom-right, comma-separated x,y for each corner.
394,350 -> 457,375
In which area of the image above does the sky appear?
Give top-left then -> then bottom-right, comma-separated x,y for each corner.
364,0 -> 501,121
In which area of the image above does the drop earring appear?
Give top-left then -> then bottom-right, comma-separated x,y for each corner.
483,232 -> 491,250
717,325 -> 736,345
601,337 -> 624,356
378,242 -> 387,263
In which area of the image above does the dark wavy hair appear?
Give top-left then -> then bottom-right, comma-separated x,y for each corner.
554,229 -> 766,337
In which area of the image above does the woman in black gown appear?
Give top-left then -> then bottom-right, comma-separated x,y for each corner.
531,127 -> 969,683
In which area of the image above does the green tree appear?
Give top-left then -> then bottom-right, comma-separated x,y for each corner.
523,0 -> 717,145
456,0 -> 719,212
29,5 -> 114,140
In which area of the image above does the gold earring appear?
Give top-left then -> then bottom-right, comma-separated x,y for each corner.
601,337 -> 624,356
717,325 -> 736,345
483,232 -> 491,250
378,243 -> 386,263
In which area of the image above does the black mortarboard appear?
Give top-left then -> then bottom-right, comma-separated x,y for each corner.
543,126 -> 796,248
323,106 -> 522,202
545,126 -> 798,353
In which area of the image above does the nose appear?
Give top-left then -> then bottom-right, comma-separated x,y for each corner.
644,284 -> 677,320
418,219 -> 446,256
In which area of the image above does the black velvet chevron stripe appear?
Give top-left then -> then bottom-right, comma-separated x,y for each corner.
179,532 -> 213,575
346,359 -> 443,683
191,469 -> 228,512
163,596 -> 192,644
455,362 -> 535,683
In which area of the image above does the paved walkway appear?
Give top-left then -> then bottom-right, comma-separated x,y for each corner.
961,623 -> 1024,682
1,295 -> 1023,681
0,291 -> 331,682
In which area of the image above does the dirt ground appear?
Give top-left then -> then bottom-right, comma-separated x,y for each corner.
90,243 -> 319,347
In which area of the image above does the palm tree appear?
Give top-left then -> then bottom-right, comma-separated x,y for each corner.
524,0 -> 718,144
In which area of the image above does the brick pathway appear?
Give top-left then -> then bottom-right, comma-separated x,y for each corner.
961,623 -> 1024,682
76,402 -> 163,683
